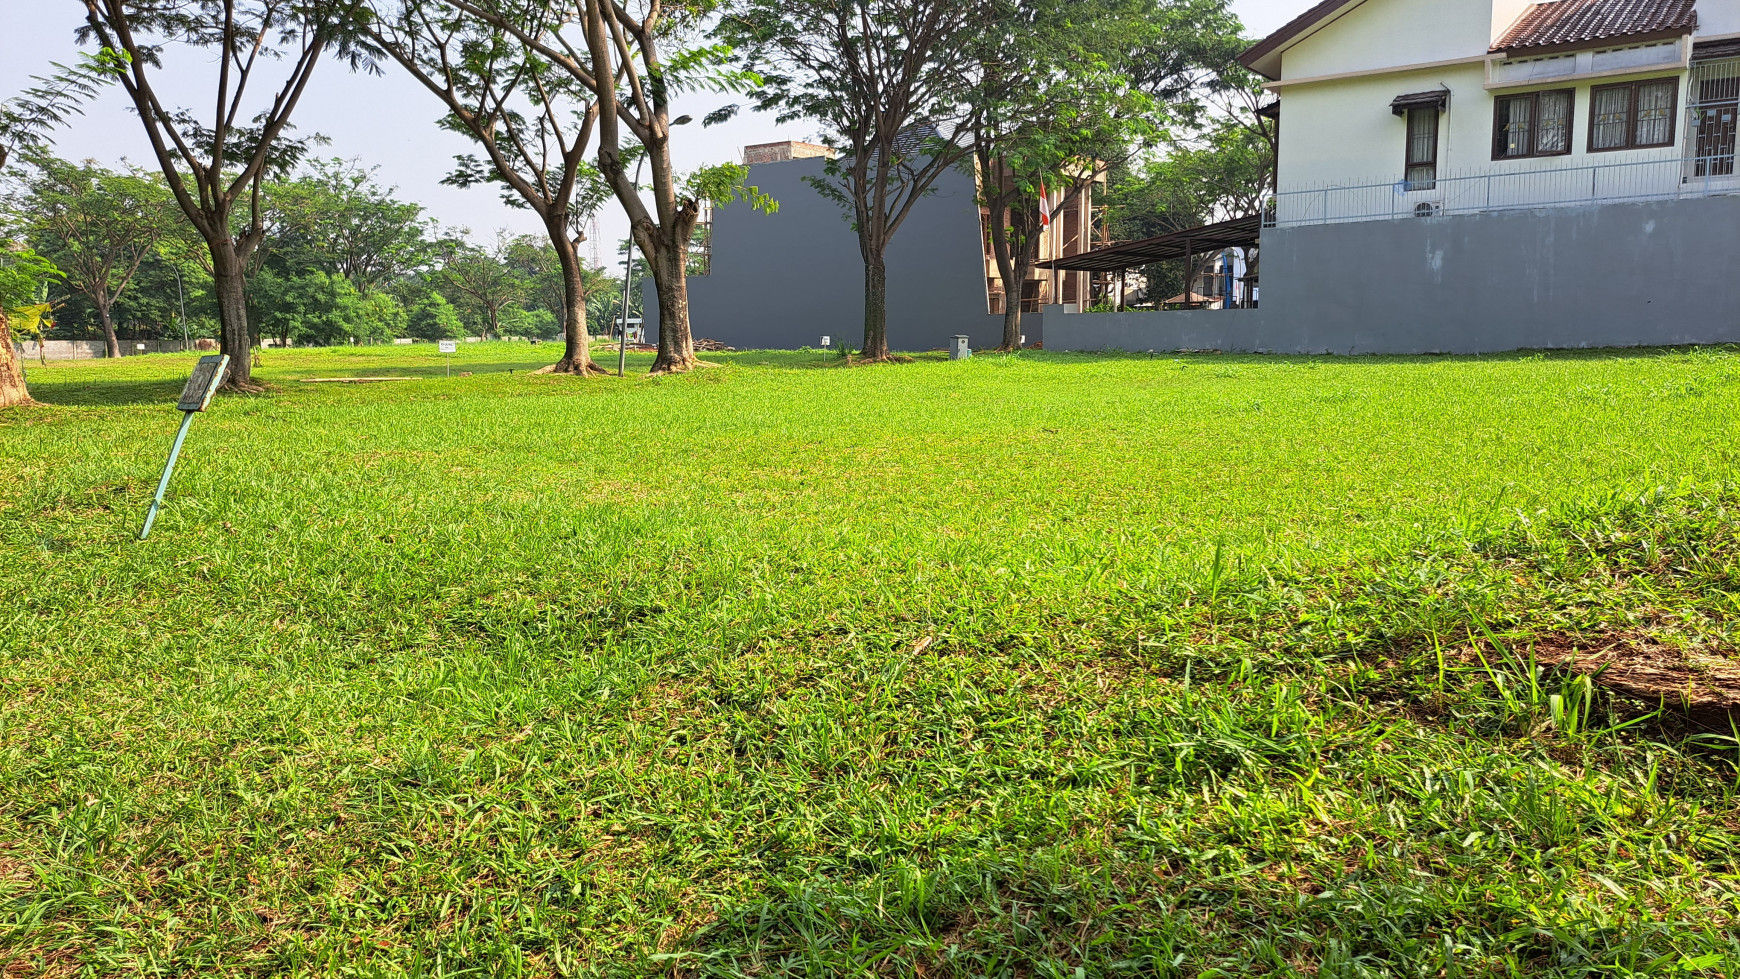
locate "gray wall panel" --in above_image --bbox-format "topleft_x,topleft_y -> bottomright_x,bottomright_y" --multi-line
1048,196 -> 1740,354
643,158 -> 1011,352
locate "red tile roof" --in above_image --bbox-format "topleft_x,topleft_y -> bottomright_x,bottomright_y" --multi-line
1492,0 -> 1698,54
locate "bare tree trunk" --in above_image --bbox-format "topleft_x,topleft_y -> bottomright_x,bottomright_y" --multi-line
987,197 -> 1023,353
862,259 -> 889,360
95,297 -> 121,359
543,225 -> 603,375
0,311 -> 38,407
1008,234 -> 1041,346
647,223 -> 697,374
209,243 -> 258,391
1002,247 -> 1032,351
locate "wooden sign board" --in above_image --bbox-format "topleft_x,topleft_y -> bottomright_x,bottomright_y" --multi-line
177,355 -> 229,412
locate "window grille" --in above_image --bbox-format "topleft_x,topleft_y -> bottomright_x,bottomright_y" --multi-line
1690,57 -> 1739,177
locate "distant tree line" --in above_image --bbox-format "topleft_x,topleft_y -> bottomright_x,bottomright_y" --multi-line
0,154 -> 630,353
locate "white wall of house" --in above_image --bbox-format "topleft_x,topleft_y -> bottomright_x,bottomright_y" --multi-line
1701,5 -> 1740,35
1267,0 -> 1738,214
1281,0 -> 1490,78
1276,67 -> 1693,190
1277,64 -> 1484,189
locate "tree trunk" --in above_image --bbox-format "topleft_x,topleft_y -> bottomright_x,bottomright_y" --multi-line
209,243 -> 258,391
0,311 -> 38,408
95,296 -> 121,359
986,197 -> 1023,353
542,228 -> 603,375
862,259 -> 889,361
990,210 -> 1042,354
1006,237 -> 1040,350
646,225 -> 697,375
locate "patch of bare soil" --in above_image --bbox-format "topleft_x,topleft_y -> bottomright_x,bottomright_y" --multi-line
1531,635 -> 1740,728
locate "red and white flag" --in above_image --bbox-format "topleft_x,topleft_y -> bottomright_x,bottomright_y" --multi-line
1038,183 -> 1051,228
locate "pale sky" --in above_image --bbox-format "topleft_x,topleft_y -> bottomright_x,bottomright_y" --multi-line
0,0 -> 1301,262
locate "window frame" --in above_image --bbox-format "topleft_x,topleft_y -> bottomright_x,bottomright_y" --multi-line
1491,88 -> 1576,160
1587,78 -> 1681,153
1402,105 -> 1441,190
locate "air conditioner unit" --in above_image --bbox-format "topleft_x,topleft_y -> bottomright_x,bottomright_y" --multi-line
1414,201 -> 1444,218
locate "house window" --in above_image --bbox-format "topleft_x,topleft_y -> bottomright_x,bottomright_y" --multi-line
1493,89 -> 1574,158
1589,79 -> 1679,151
1404,107 -> 1439,189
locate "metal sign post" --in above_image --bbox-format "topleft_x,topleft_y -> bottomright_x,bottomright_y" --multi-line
617,258 -> 634,378
139,354 -> 229,541
439,339 -> 457,377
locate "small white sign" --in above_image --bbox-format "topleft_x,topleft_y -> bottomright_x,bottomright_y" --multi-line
438,340 -> 458,354
820,336 -> 832,348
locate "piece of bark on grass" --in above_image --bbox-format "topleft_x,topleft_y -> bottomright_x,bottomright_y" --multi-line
1533,635 -> 1740,729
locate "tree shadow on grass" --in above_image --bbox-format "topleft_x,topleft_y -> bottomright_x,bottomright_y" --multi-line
26,377 -> 190,408
1022,344 -> 1738,366
26,359 -> 602,407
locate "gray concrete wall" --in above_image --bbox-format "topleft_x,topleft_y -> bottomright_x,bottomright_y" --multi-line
1048,195 -> 1740,354
13,339 -> 195,361
644,157 -> 1016,352
1043,309 -> 1270,353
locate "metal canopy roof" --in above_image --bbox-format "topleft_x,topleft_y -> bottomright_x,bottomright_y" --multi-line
1391,90 -> 1450,116
1035,214 -> 1262,273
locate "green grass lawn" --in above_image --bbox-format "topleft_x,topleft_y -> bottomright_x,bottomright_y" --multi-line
5,342 -> 1740,977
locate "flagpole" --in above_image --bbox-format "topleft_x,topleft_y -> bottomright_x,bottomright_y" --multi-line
1048,186 -> 1058,308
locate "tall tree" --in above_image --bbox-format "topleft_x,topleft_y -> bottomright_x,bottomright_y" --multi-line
268,158 -> 434,293
720,0 -> 981,361
1102,16 -> 1275,307
250,269 -> 374,346
396,0 -> 765,373
406,290 -> 464,339
970,0 -> 1234,348
1186,24 -> 1277,207
0,248 -> 63,407
76,0 -> 379,391
9,154 -> 179,357
357,0 -> 612,374
435,231 -> 527,339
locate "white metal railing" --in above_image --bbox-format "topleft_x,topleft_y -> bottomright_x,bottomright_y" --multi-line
1267,155 -> 1740,228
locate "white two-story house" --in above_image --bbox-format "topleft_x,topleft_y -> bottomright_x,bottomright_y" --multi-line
1224,0 -> 1740,353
